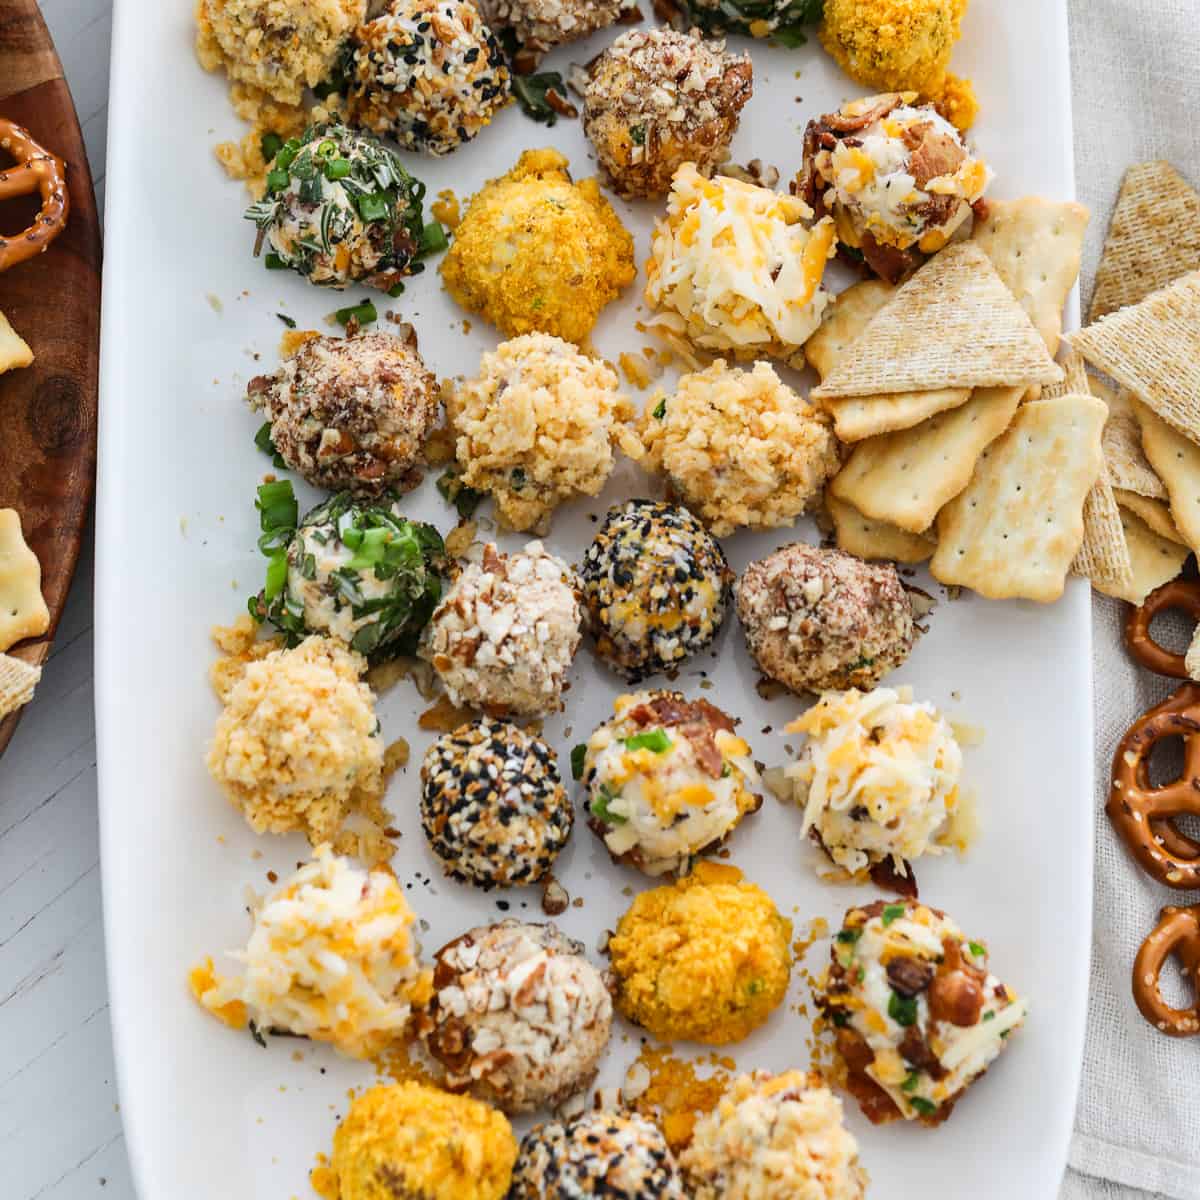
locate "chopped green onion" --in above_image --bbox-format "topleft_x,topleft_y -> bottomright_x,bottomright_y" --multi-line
334,299 -> 378,327
340,525 -> 365,551
630,124 -> 646,146
835,928 -> 862,945
388,282 -> 406,298
968,941 -> 987,958
982,1010 -> 996,1022
829,1009 -> 850,1028
881,904 -> 907,926
264,252 -> 288,270
266,167 -> 290,194
624,729 -> 672,754
909,1097 -> 938,1117
264,551 -> 288,600
887,991 -> 918,1027
324,157 -> 351,181
260,132 -> 284,163
570,744 -> 587,781
901,1072 -> 921,1094
356,191 -> 391,222
419,222 -> 449,256
590,787 -> 626,825
255,479 -> 298,552
276,312 -> 296,328
652,397 -> 666,419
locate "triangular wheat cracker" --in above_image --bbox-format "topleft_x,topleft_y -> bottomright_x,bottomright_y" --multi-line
1102,388 -> 1166,499
1042,349 -> 1090,401
1070,464 -> 1133,593
805,280 -> 894,380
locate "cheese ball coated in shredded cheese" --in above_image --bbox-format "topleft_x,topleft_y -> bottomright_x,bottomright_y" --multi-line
645,165 -> 837,362
634,361 -> 839,536
782,686 -> 964,880
818,899 -> 1028,1125
580,499 -> 733,682
189,844 -> 432,1059
246,330 -> 438,496
681,1070 -> 868,1200
195,0 -> 365,105
607,861 -> 792,1045
448,334 -> 635,534
735,543 -> 915,693
421,920 -> 613,1113
510,1111 -> 687,1199
206,636 -> 385,849
440,149 -> 636,343
345,0 -> 511,155
579,689 -> 762,877
420,718 -> 572,888
421,541 -> 582,715
583,29 -> 753,200
317,1082 -> 517,1200
480,0 -> 630,54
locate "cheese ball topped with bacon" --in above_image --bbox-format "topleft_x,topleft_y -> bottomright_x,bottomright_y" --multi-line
645,165 -> 837,363
576,689 -> 762,877
799,92 -> 991,283
817,900 -> 1028,1125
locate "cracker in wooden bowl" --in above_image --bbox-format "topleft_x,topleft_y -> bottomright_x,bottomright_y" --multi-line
0,509 -> 49,652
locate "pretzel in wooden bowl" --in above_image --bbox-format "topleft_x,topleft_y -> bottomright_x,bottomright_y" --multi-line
0,118 -> 69,273
1133,904 -> 1200,1037
1125,580 -> 1200,680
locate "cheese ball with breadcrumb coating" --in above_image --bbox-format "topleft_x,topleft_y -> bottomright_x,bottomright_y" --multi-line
607,861 -> 792,1045
440,148 -> 636,343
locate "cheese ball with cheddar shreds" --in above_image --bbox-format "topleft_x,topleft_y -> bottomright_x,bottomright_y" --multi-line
189,844 -> 432,1060
440,148 -> 636,343
681,1070 -> 868,1200
607,862 -> 792,1045
817,899 -> 1028,1125
634,360 -> 838,536
510,1111 -> 687,1199
315,1082 -> 517,1200
645,165 -> 837,363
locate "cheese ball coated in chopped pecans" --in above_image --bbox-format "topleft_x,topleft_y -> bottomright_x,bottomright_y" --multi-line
421,920 -> 613,1113
583,28 -> 753,200
580,500 -> 733,682
345,0 -> 510,155
419,719 -> 573,888
479,0 -> 630,55
735,542 -> 915,693
421,541 -> 582,715
510,1111 -> 687,1199
246,330 -> 438,496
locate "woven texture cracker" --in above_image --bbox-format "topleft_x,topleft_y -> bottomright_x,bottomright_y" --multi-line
1102,388 -> 1166,499
1133,397 -> 1200,549
1094,506 -> 1189,605
1072,270 -> 1200,442
826,496 -> 934,564
826,388 -> 971,442
1071,465 -> 1134,592
804,280 -> 893,380
1043,349 -> 1091,401
0,653 -> 40,719
1089,161 -> 1200,321
812,243 -> 1065,400
931,393 -> 1107,602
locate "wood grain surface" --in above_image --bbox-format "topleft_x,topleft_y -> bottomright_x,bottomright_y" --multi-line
0,0 -> 100,756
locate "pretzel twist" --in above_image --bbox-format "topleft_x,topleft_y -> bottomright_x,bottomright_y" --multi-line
1108,683 -> 1200,889
1125,580 -> 1200,679
1133,905 -> 1200,1037
0,119 -> 69,273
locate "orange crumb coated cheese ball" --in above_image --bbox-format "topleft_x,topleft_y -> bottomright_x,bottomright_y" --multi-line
607,861 -> 792,1044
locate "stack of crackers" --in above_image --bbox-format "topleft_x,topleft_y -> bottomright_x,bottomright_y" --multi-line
808,196 -> 1104,603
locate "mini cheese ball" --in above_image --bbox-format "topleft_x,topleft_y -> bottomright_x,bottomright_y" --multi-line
441,148 -> 636,343
583,28 -> 753,199
422,920 -> 613,1113
735,543 -> 915,693
607,862 -> 792,1045
421,541 -> 582,715
246,330 -> 438,496
635,361 -> 839,536
419,719 -> 573,888
316,1082 -> 517,1200
510,1111 -> 687,1199
447,334 -> 634,534
579,689 -> 761,877
818,899 -> 1028,1125
681,1070 -> 868,1200
581,500 -> 733,682
345,0 -> 511,155
480,0 -> 630,55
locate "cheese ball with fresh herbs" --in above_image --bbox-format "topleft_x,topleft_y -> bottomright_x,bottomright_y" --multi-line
315,1081 -> 517,1200
680,1070 -> 868,1200
246,123 -> 432,290
577,689 -> 761,877
440,148 -> 636,343
664,0 -> 820,44
447,334 -> 635,534
607,862 -> 792,1045
480,0 -> 630,56
421,541 -> 582,715
583,29 -> 753,200
510,1111 -> 687,1199
246,329 -> 438,496
345,0 -> 510,155
253,485 -> 443,659
420,718 -> 572,888
422,920 -> 613,1113
189,844 -> 432,1060
818,900 -> 1028,1125
580,500 -> 733,682
635,360 -> 838,536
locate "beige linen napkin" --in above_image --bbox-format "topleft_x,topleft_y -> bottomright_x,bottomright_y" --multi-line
1064,2 -> 1200,1197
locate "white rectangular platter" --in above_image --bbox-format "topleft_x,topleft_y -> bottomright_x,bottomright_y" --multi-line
96,0 -> 1090,1196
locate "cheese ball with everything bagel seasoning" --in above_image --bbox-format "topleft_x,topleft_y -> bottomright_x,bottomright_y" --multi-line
510,1111 -> 687,1199
581,500 -> 733,682
420,719 -> 572,888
